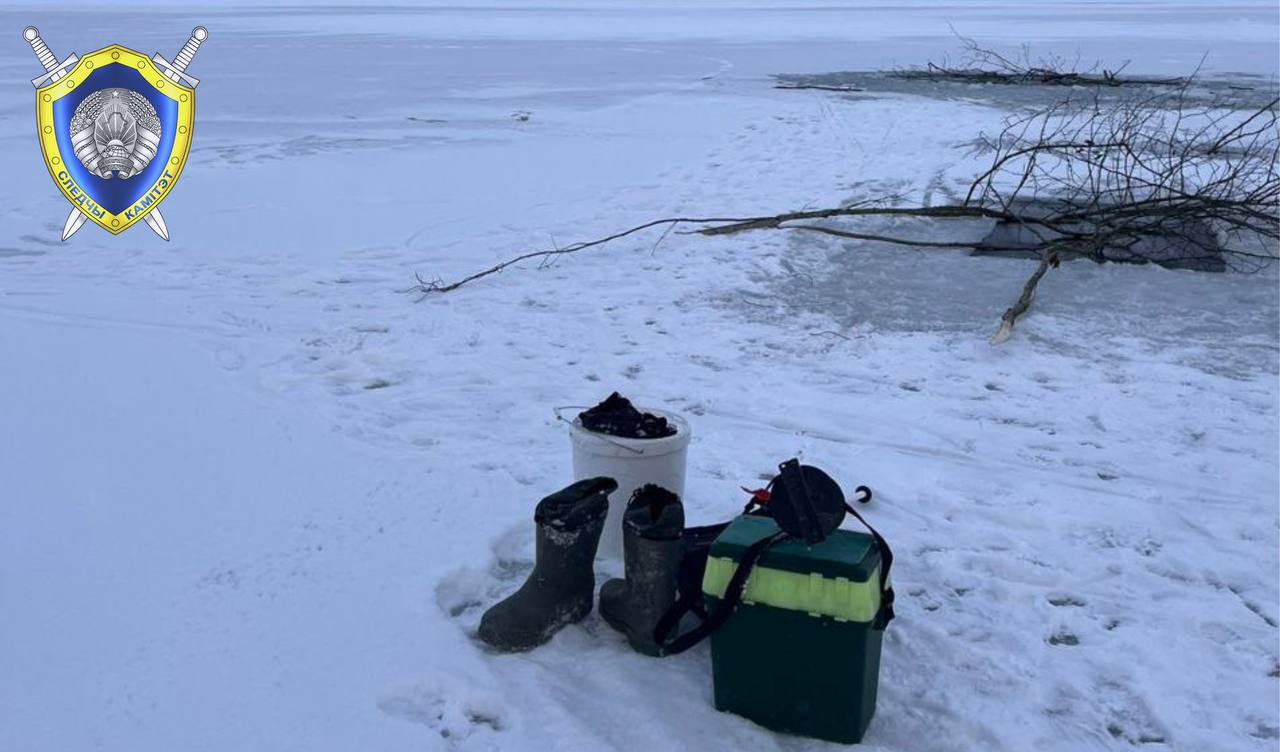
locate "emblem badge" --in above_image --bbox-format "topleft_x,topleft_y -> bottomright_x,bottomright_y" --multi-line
23,26 -> 207,241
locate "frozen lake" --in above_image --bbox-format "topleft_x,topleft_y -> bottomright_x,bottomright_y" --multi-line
0,3 -> 1276,752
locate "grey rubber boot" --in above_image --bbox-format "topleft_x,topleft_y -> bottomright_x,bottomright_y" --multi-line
477,477 -> 617,652
599,485 -> 685,656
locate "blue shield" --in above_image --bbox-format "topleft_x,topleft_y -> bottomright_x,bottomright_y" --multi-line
36,44 -> 195,235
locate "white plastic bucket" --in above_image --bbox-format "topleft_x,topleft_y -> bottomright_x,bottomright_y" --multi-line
562,407 -> 691,562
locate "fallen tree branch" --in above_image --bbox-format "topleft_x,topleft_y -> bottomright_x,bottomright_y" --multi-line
774,83 -> 864,93
990,251 -> 1057,344
893,31 -> 1189,88
402,204 -> 1068,300
403,216 -> 737,296
407,80 -> 1278,344
790,223 -> 1036,251
696,203 -> 1060,236
894,62 -> 1187,88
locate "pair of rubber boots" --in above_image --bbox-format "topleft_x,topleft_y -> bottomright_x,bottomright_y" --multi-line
477,477 -> 684,656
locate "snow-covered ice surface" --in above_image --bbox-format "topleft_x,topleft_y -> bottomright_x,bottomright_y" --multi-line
1,3 -> 1277,751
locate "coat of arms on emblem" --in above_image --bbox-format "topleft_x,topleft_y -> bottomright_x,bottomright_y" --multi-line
22,26 -> 207,241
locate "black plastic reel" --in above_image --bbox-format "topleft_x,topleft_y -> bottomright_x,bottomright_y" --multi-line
769,460 -> 847,544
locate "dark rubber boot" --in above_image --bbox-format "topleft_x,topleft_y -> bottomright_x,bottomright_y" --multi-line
599,485 -> 685,656
477,477 -> 617,652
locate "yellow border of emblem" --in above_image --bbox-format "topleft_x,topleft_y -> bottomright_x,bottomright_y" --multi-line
35,44 -> 194,235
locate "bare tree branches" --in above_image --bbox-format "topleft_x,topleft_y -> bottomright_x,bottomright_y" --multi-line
894,31 -> 1188,88
966,90 -> 1280,274
407,76 -> 1278,343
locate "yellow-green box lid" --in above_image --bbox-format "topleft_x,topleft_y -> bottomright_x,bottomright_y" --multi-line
708,514 -> 880,582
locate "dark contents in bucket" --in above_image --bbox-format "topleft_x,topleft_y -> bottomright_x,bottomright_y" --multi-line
578,392 -> 677,439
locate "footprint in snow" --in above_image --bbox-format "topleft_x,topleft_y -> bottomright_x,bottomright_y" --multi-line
435,526 -> 535,625
1048,594 -> 1087,608
378,679 -> 507,748
1093,678 -> 1169,746
1252,722 -> 1280,740
1048,632 -> 1080,646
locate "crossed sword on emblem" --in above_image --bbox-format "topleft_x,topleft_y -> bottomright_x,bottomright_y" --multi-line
22,26 -> 207,241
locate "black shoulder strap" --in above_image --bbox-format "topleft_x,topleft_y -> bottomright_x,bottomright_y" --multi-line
843,490 -> 895,630
654,484 -> 895,654
653,529 -> 787,656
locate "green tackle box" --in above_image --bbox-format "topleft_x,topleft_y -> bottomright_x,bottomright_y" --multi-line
702,514 -> 887,744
